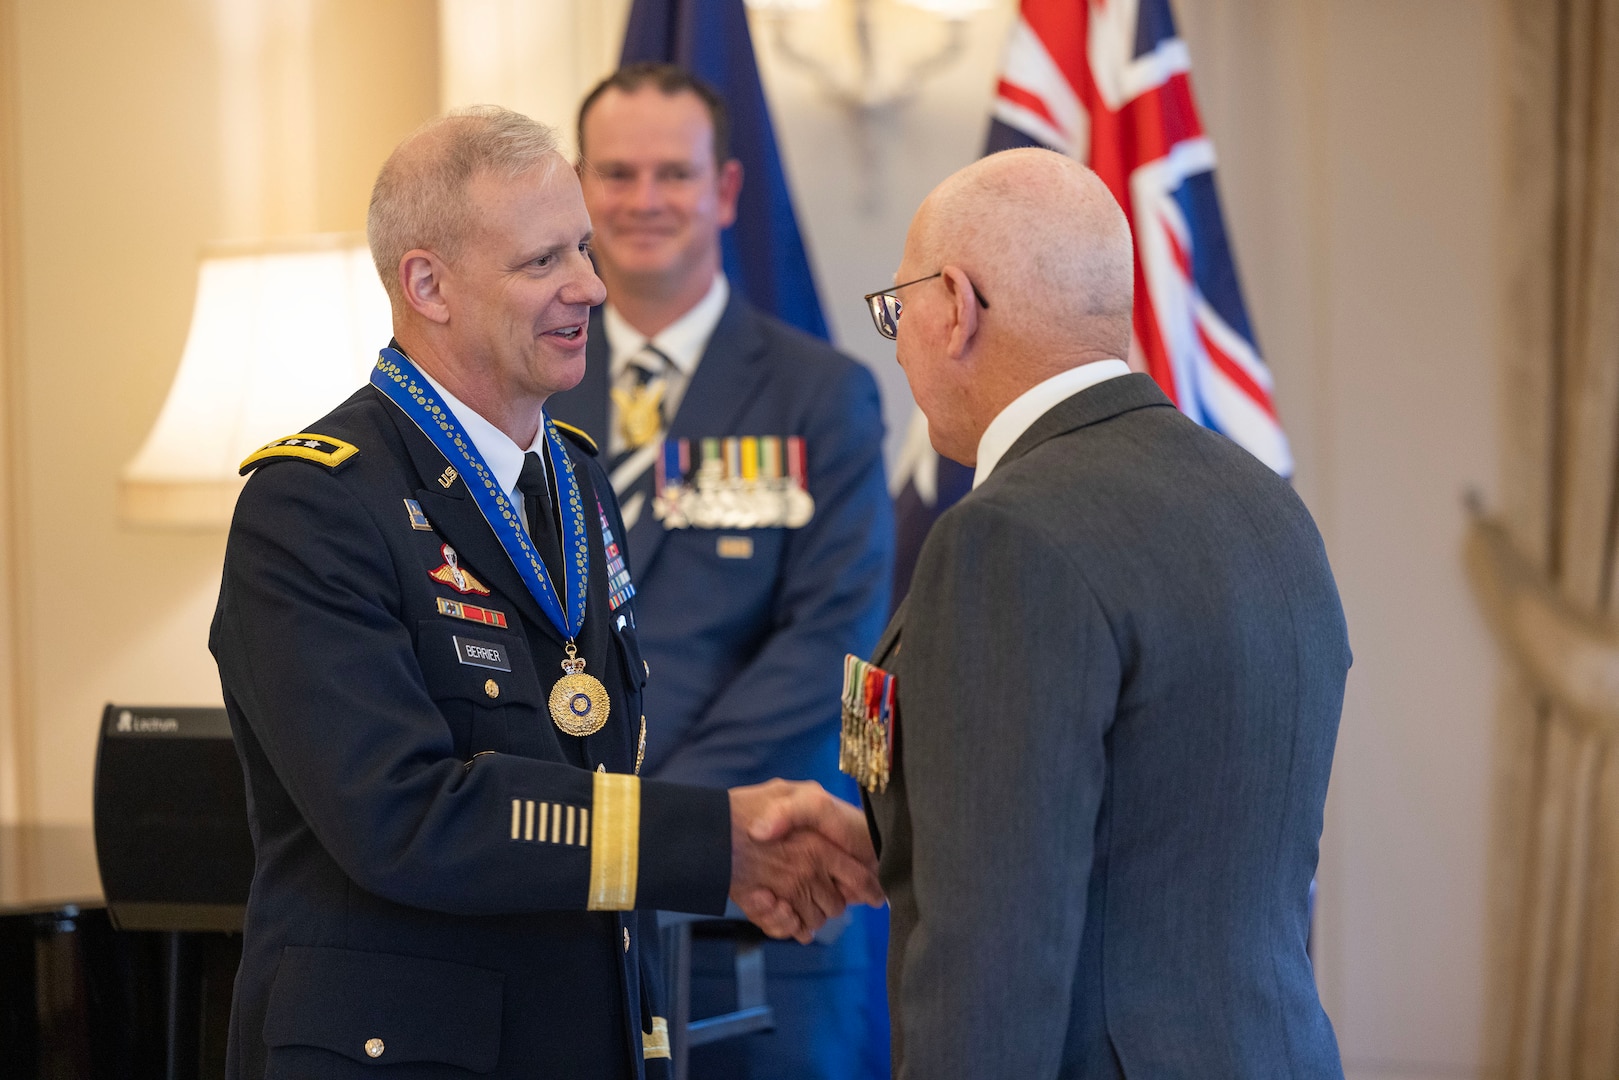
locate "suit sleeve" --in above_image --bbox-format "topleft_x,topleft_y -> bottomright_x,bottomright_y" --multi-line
894,498 -> 1118,1080
654,359 -> 895,788
212,460 -> 730,918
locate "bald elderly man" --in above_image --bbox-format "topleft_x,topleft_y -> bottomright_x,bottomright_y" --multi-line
849,149 -> 1350,1078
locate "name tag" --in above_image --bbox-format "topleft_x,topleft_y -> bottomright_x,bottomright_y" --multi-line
453,635 -> 511,671
716,536 -> 754,559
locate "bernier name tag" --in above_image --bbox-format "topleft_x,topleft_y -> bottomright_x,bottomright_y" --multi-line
453,636 -> 511,672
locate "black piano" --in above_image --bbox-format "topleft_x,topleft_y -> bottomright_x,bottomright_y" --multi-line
1,704 -> 248,1080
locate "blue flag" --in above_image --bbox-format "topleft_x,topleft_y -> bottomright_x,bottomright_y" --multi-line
620,0 -> 828,338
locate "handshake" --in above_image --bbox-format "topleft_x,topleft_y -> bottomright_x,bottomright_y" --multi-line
727,779 -> 884,944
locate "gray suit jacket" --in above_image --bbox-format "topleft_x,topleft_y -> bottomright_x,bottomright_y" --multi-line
866,373 -> 1349,1079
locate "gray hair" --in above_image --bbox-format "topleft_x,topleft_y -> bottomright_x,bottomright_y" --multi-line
367,105 -> 561,305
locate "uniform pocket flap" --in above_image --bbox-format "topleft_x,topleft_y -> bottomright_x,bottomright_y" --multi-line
263,945 -> 504,1072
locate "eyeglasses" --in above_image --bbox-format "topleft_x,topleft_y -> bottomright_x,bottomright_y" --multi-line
862,272 -> 990,340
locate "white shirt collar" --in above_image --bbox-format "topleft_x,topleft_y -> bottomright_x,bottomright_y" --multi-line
972,359 -> 1131,488
603,272 -> 730,380
418,368 -> 546,505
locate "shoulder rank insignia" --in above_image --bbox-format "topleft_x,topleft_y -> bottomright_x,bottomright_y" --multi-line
552,420 -> 599,456
429,543 -> 491,596
239,433 -> 359,475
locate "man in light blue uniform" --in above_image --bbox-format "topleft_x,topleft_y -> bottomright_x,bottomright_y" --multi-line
551,64 -> 894,1080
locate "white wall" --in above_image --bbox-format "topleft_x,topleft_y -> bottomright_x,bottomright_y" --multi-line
1308,1 -> 1503,1070
3,0 -> 438,825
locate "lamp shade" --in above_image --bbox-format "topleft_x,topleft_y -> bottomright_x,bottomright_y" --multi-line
121,237 -> 392,527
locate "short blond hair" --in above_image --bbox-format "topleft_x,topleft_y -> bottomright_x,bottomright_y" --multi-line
367,105 -> 560,305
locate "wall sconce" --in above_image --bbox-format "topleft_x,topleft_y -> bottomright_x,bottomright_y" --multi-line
121,236 -> 390,528
745,0 -> 995,110
745,0 -> 995,208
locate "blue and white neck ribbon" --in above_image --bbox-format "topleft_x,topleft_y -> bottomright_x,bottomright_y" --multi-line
372,348 -> 589,639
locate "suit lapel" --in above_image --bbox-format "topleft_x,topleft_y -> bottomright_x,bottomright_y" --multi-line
378,387 -> 566,647
625,297 -> 771,578
872,596 -> 907,667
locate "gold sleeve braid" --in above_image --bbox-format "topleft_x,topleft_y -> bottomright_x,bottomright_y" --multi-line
586,772 -> 640,910
643,1017 -> 670,1059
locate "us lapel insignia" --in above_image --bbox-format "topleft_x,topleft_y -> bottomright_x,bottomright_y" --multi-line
403,499 -> 433,531
438,465 -> 459,489
436,597 -> 508,629
429,543 -> 491,596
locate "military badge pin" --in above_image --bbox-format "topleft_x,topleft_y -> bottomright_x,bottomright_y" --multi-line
403,498 -> 433,531
839,654 -> 896,794
429,543 -> 491,596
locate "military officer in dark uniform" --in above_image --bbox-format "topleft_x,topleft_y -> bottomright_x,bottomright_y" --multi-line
210,105 -> 880,1080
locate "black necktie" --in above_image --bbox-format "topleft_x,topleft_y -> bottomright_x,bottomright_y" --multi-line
517,451 -> 564,588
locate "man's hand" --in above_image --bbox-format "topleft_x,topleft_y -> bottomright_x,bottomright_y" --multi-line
728,779 -> 884,944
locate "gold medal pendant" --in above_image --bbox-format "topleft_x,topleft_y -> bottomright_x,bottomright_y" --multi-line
550,642 -> 610,736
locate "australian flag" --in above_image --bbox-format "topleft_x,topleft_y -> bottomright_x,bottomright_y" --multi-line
620,0 -> 829,339
891,0 -> 1289,603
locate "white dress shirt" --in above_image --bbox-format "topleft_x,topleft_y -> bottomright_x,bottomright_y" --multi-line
419,369 -> 548,538
601,273 -> 730,456
972,359 -> 1131,488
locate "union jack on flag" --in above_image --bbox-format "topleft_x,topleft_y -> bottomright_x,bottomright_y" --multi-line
988,0 -> 1291,474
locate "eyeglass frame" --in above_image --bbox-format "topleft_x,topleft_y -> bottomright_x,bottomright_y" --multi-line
862,272 -> 990,341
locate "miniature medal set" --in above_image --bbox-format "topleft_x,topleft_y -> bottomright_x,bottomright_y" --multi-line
839,653 -> 896,794
653,436 -> 815,530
